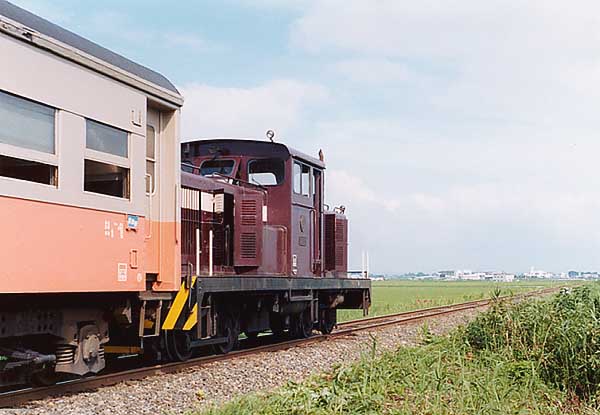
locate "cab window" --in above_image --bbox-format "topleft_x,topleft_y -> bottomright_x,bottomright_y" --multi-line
200,159 -> 235,176
248,158 -> 285,186
293,161 -> 310,196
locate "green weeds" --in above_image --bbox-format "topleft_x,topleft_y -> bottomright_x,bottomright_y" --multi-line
337,279 -> 568,322
466,284 -> 600,401
200,284 -> 599,415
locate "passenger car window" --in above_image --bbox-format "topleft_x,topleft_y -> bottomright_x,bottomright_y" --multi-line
0,154 -> 57,185
86,120 -> 128,157
0,90 -> 55,154
0,90 -> 57,186
85,119 -> 130,198
84,160 -> 130,199
248,158 -> 285,186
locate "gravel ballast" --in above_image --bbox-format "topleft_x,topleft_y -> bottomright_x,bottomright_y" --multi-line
6,308 -> 484,415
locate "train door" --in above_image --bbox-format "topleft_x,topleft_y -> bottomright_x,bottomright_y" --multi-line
292,160 -> 314,276
144,105 -> 181,292
145,108 -> 161,280
313,168 -> 323,276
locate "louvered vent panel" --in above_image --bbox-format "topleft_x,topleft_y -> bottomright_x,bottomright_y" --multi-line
324,213 -> 348,274
181,187 -> 201,275
241,199 -> 257,226
240,233 -> 257,259
234,194 -> 262,267
335,219 -> 345,242
335,245 -> 345,267
324,215 -> 335,271
213,227 -> 225,264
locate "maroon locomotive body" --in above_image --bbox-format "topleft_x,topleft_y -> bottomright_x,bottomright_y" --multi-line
181,139 -> 344,279
156,139 -> 370,358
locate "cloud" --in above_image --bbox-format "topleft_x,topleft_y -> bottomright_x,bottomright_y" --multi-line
313,114 -> 600,273
333,59 -> 413,85
291,1 -> 600,58
180,80 -> 329,140
291,0 -> 600,124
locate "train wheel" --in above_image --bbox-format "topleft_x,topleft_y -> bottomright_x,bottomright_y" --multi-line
319,309 -> 337,335
166,331 -> 193,362
30,367 -> 59,386
215,313 -> 239,354
244,331 -> 259,341
269,314 -> 285,337
292,309 -> 313,339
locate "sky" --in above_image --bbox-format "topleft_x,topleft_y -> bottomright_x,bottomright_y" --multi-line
10,0 -> 600,274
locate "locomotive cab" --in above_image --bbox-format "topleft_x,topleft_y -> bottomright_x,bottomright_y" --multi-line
181,139 -> 334,279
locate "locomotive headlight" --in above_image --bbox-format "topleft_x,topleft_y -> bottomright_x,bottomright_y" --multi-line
266,130 -> 275,142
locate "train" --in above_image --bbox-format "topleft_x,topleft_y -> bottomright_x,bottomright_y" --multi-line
0,0 -> 370,387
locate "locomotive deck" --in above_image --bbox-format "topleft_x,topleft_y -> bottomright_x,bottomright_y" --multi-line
194,276 -> 371,292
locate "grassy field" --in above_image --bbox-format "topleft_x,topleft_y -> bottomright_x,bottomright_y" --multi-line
201,283 -> 600,415
338,279 -> 573,322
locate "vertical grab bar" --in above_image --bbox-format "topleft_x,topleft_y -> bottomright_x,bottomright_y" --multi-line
196,228 -> 201,277
209,229 -> 214,277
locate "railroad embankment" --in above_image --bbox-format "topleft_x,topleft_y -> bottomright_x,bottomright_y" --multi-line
201,283 -> 600,414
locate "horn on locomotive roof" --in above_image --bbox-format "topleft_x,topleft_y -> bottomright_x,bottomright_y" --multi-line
266,129 -> 275,142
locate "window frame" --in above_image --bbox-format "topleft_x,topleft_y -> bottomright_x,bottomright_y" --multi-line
84,118 -> 131,200
199,158 -> 236,177
85,119 -> 129,158
247,158 -> 286,187
83,159 -> 131,200
0,90 -> 58,187
293,161 -> 311,197
146,125 -> 157,195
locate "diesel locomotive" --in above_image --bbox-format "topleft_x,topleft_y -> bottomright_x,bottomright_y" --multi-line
0,0 -> 370,387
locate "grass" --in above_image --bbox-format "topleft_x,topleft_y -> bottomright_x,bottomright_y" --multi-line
199,282 -> 599,415
338,279 -> 570,322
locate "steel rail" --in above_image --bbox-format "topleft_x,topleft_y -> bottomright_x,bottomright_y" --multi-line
0,286 -> 561,409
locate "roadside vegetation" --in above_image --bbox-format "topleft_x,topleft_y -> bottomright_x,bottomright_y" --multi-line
200,283 -> 600,414
338,279 -> 571,322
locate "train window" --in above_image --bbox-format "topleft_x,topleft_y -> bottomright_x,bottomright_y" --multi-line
301,164 -> 310,196
293,162 -> 301,193
146,126 -> 156,194
200,159 -> 235,176
293,161 -> 310,196
0,154 -> 57,185
84,160 -> 130,199
86,120 -> 128,157
0,90 -> 55,154
248,158 -> 285,186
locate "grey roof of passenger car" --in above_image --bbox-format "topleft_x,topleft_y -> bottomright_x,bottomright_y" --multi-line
0,0 -> 179,94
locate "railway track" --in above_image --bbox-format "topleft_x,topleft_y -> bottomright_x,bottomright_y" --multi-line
0,286 -> 561,409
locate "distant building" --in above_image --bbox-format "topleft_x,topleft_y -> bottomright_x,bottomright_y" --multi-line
438,270 -> 457,279
524,267 -> 554,279
489,272 -> 515,282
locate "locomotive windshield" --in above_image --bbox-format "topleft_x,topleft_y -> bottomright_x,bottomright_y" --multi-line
248,158 -> 285,186
200,159 -> 235,176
